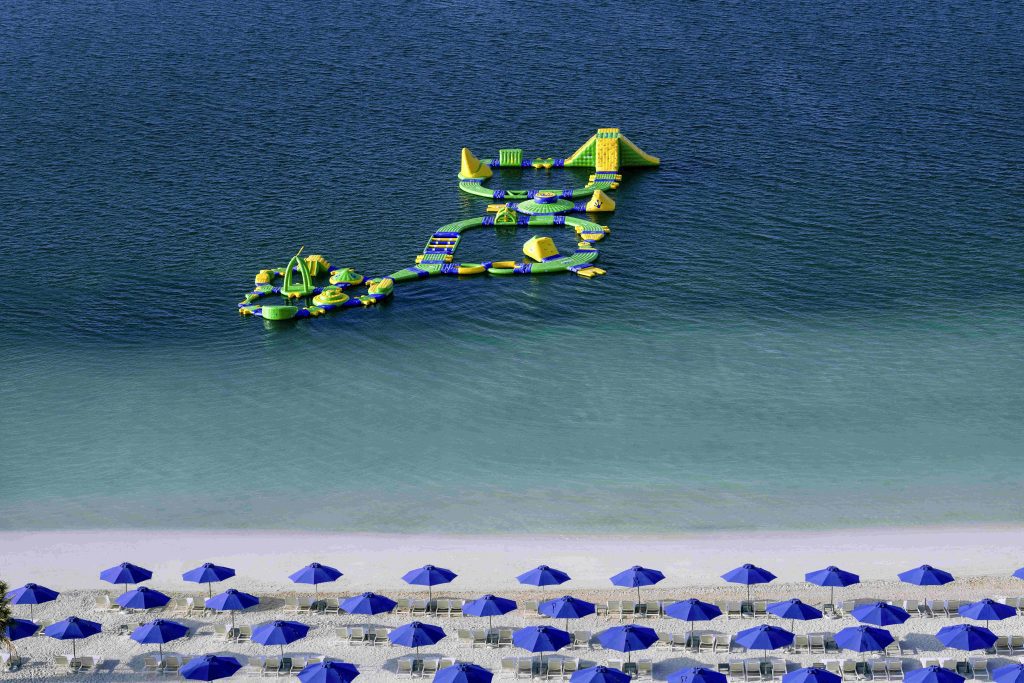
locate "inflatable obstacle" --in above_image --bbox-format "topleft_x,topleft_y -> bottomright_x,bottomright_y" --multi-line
238,128 -> 657,321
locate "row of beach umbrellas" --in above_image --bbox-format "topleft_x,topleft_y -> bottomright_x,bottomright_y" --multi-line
8,612 -> 1024,682
14,561 -> 1024,606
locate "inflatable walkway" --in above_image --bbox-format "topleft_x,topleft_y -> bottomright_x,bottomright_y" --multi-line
238,128 -> 658,321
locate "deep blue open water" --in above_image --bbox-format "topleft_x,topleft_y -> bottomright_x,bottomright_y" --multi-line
1,1 -> 1022,533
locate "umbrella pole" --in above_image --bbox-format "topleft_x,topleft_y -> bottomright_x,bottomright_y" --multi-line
830,587 -> 834,606
30,604 -> 34,621
208,583 -> 213,599
72,641 -> 76,660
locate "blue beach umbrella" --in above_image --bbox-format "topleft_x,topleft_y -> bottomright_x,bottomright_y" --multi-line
958,599 -> 1017,628
805,566 -> 860,605
905,666 -> 966,683
598,625 -> 658,663
899,565 -> 954,590
435,663 -> 493,683
1013,568 -> 1024,581
463,594 -> 518,630
402,565 -> 457,603
834,625 -> 894,657
517,565 -> 571,589
993,664 -> 1024,683
252,620 -> 309,657
514,625 -> 571,670
767,599 -> 823,632
573,665 -> 633,683
668,667 -> 728,683
665,598 -> 722,642
131,619 -> 189,659
936,624 -> 997,651
722,564 -> 776,602
180,654 -> 241,681
4,618 -> 39,642
849,602 -> 909,627
116,586 -> 170,611
182,563 -> 235,598
735,625 -> 795,660
100,562 -> 152,594
783,668 -> 842,683
298,661 -> 360,683
205,588 -> 259,630
388,621 -> 446,656
289,563 -> 343,598
44,617 -> 102,659
341,592 -> 398,622
5,583 -> 60,620
540,595 -> 595,634
610,566 -> 665,604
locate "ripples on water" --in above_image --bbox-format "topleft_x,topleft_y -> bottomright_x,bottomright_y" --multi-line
1,1 -> 1022,533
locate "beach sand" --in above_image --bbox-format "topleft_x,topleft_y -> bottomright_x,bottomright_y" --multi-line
2,525 -> 1023,681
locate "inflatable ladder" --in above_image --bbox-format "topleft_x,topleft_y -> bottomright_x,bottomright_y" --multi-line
594,128 -> 620,173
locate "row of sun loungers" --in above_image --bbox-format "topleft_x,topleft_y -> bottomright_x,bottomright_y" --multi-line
336,626 -> 392,645
396,656 -> 459,678
53,655 -> 104,674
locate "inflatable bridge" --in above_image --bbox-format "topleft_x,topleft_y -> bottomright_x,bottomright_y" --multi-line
238,128 -> 658,321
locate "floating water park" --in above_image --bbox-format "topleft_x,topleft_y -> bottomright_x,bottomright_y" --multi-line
238,128 -> 659,321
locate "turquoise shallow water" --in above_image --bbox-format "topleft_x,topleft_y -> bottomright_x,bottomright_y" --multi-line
1,1 -> 1022,533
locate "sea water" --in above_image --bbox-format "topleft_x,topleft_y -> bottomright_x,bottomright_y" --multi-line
1,1 -> 1022,533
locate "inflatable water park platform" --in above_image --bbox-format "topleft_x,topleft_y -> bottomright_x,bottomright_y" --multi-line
238,128 -> 658,321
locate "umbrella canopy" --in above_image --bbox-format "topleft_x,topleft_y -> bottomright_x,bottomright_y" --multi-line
665,599 -> 722,641
904,666 -> 966,683
668,668 -> 728,683
205,589 -> 259,630
252,620 -> 309,657
735,625 -> 795,654
516,565 -> 571,587
180,655 -> 242,681
402,565 -> 456,602
387,621 -> 446,654
182,563 -> 235,598
722,564 -> 776,602
4,583 -> 60,620
5,583 -> 59,605
116,586 -> 170,611
767,599 -> 822,621
1014,568 -> 1024,581
834,625 -> 894,653
783,668 -> 842,683
44,617 -> 102,658
958,599 -> 1017,625
573,665 -> 633,683
898,565 -> 954,586
513,625 -> 571,653
767,599 -> 822,631
609,566 -> 665,603
435,663 -> 494,683
131,619 -> 189,658
463,595 -> 517,630
298,661 -> 360,683
993,664 -> 1024,683
666,599 -> 722,623
289,563 -> 343,596
131,619 -> 189,645
341,592 -> 398,616
936,624 -> 997,651
850,602 -> 910,626
597,625 -> 658,661
4,618 -> 39,642
99,562 -> 152,593
804,566 -> 860,605
539,595 -> 595,632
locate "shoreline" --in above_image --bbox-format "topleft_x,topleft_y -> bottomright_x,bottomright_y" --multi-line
3,524 -> 1021,591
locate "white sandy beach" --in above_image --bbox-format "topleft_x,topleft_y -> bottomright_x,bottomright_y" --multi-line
2,525 -> 1023,681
